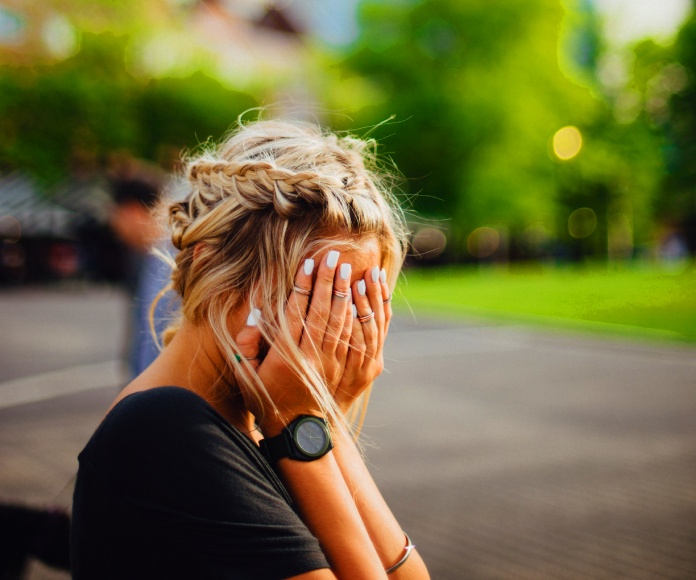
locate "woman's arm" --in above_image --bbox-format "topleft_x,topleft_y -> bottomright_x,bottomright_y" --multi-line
330,428 -> 429,578
330,264 -> 429,578
275,451 -> 386,579
237,251 -> 428,579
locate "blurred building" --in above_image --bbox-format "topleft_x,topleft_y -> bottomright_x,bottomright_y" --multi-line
0,1 -> 314,93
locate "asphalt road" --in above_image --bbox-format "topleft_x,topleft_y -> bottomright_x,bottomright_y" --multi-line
1,285 -> 695,579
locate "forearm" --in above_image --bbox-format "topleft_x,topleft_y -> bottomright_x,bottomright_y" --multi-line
331,426 -> 430,579
276,451 -> 388,579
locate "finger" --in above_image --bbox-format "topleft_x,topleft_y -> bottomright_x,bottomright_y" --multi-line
302,249 -> 339,355
352,274 -> 378,362
379,268 -> 393,335
323,261 -> 352,355
285,258 -> 315,345
347,303 -> 366,370
335,294 -> 353,365
365,265 -> 385,346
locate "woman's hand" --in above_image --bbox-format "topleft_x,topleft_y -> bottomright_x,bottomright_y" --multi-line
334,266 -> 392,413
234,250 -> 353,435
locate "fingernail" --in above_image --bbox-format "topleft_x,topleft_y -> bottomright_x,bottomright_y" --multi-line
340,263 -> 351,280
247,308 -> 261,326
304,258 -> 314,276
357,280 -> 366,296
327,250 -> 339,268
352,304 -> 358,318
371,266 -> 379,283
380,268 -> 387,284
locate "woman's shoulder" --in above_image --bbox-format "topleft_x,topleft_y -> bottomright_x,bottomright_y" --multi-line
98,387 -> 214,440
77,386 -> 293,518
79,387 -> 242,477
109,385 -> 209,420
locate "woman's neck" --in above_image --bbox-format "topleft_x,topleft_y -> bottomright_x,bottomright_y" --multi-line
118,320 -> 257,438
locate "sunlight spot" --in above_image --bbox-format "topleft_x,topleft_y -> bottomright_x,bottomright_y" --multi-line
553,126 -> 583,160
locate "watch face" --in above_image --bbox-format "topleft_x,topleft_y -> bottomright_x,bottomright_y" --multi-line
294,417 -> 330,457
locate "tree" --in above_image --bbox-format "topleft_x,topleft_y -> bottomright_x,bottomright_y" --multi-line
0,33 -> 256,188
321,0 -> 598,257
321,0 -> 664,261
661,4 -> 696,254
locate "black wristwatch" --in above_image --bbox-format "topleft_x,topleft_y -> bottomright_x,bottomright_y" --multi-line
260,415 -> 333,463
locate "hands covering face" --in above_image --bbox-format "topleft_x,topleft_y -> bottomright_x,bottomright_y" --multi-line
234,249 -> 391,433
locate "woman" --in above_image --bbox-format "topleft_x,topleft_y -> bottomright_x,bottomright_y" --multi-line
71,120 -> 430,579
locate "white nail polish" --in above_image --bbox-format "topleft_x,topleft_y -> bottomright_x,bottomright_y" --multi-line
327,250 -> 339,268
352,304 -> 358,318
357,280 -> 366,296
247,308 -> 261,326
304,258 -> 314,276
340,263 -> 351,280
380,268 -> 387,284
371,266 -> 379,283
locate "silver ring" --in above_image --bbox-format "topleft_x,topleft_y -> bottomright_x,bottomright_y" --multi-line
293,285 -> 312,296
234,354 -> 257,362
333,289 -> 350,299
357,311 -> 375,323
383,295 -> 391,304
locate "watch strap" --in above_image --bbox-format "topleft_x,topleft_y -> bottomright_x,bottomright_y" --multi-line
259,430 -> 293,464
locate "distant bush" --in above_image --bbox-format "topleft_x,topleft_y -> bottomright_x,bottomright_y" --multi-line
0,33 -> 256,188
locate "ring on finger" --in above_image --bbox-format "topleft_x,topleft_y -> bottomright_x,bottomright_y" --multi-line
293,285 -> 312,296
383,294 -> 391,304
234,353 -> 257,362
332,289 -> 350,299
357,310 -> 375,323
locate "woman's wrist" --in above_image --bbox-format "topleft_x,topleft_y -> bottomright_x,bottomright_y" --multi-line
258,408 -> 326,438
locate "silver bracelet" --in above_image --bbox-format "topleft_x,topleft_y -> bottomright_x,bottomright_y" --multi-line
385,532 -> 415,575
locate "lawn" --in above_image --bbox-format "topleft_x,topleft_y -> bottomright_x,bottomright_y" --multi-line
392,262 -> 696,343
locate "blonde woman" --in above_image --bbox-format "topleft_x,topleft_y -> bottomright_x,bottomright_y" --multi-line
71,120 -> 430,579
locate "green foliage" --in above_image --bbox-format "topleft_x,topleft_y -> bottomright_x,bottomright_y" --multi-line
621,10 -> 696,252
663,10 -> 696,239
0,34 -> 137,184
322,0 -> 666,260
0,33 -> 256,187
328,1 -> 600,243
1,0 -> 690,262
135,74 -> 256,162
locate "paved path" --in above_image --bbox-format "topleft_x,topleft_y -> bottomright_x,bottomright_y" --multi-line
1,286 -> 695,579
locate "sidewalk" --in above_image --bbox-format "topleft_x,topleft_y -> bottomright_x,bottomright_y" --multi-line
1,287 -> 695,579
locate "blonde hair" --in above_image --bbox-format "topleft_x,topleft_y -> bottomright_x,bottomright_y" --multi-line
161,119 -> 408,429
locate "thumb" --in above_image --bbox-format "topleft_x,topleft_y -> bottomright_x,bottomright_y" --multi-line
235,308 -> 263,371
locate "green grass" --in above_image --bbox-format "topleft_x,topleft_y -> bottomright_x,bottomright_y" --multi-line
393,262 -> 696,343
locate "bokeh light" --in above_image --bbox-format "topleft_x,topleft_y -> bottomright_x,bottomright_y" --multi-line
467,227 -> 500,258
411,227 -> 447,260
553,126 -> 583,160
42,14 -> 79,59
568,208 -> 597,238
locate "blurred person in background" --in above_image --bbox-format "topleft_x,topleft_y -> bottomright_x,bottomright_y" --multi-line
109,176 -> 178,378
71,119 -> 429,579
